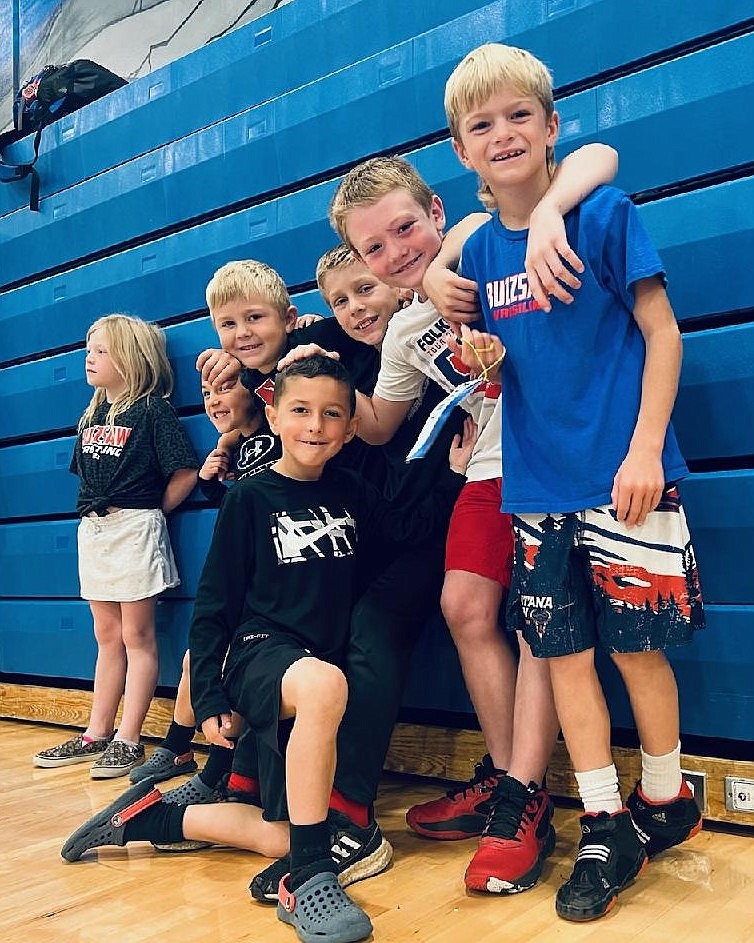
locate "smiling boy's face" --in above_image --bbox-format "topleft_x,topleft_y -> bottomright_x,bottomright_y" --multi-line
452,86 -> 558,201
320,260 -> 400,348
266,375 -> 357,480
201,377 -> 256,435
212,295 -> 297,374
344,188 -> 445,293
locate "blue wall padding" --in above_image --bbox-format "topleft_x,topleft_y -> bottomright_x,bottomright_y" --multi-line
2,0 -> 750,219
0,599 -> 192,685
674,323 -> 754,461
680,473 -> 754,606
641,177 -> 754,324
0,0 -> 489,219
2,157 -> 751,373
1,29 -> 752,289
2,471 -> 751,612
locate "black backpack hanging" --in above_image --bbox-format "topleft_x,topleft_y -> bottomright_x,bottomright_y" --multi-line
0,60 -> 128,211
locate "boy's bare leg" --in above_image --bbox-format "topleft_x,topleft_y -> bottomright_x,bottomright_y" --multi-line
507,635 -> 560,787
610,650 -> 679,755
117,597 -> 159,743
183,802 -> 288,859
547,649 -> 612,772
86,600 -> 126,738
280,657 -> 348,824
441,570 -> 516,770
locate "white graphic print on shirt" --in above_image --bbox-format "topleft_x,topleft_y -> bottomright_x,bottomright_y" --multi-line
271,507 -> 356,564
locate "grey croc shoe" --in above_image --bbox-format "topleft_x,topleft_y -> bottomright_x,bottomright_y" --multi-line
61,779 -> 160,862
277,871 -> 373,943
129,746 -> 198,784
161,773 -> 222,805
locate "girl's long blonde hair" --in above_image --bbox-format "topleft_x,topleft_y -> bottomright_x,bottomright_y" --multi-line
79,314 -> 174,430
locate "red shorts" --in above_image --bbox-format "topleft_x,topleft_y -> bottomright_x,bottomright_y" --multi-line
445,478 -> 514,587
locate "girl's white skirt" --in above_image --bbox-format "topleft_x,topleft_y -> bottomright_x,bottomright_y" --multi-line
78,507 -> 180,602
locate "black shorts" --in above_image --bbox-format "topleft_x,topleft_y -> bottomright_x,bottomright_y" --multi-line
223,628 -> 310,759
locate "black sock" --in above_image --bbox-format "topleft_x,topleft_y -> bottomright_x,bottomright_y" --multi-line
122,801 -> 186,843
289,821 -> 332,891
161,721 -> 195,756
198,740 -> 236,788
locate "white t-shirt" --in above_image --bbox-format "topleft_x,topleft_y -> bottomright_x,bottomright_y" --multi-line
374,295 -> 502,483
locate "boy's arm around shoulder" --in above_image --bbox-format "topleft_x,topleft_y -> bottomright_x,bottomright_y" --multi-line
612,276 -> 682,528
189,484 -> 254,725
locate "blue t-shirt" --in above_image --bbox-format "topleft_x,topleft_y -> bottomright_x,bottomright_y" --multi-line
461,185 -> 688,514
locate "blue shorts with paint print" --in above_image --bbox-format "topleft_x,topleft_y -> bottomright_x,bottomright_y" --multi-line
506,486 -> 704,658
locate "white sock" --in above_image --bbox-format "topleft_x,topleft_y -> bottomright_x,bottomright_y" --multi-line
641,741 -> 682,802
575,764 -> 622,814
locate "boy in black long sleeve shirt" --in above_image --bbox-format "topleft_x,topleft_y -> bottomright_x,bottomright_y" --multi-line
62,355 -> 474,943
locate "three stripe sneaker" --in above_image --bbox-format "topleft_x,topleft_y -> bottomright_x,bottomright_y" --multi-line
249,808 -> 393,903
555,808 -> 647,921
626,779 -> 702,858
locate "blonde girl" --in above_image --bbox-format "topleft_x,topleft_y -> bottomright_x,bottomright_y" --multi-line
34,315 -> 199,778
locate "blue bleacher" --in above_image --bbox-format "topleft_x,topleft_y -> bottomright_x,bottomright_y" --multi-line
0,0 -> 751,749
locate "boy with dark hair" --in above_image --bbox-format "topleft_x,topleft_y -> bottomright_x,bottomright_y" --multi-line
62,355 -> 475,943
444,42 -> 703,921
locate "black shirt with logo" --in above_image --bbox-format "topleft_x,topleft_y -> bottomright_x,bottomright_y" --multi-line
71,396 -> 199,517
189,463 -> 464,725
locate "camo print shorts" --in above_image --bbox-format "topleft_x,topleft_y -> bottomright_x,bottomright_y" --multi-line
506,486 -> 705,657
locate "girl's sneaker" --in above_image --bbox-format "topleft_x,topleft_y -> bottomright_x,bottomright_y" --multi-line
33,733 -> 113,768
90,739 -> 145,778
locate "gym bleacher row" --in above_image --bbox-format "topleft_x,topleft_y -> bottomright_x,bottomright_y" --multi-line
0,0 -> 752,744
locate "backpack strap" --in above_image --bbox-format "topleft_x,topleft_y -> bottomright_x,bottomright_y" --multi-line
0,128 -> 43,211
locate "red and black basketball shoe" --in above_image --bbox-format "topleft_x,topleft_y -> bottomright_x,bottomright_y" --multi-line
626,778 -> 702,858
464,774 -> 555,894
555,808 -> 647,921
405,754 -> 506,840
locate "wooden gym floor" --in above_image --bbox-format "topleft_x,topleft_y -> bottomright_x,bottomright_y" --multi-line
2,719 -> 753,943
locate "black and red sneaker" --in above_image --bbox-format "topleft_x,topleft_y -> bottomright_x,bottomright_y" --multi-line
555,808 -> 647,922
464,775 -> 555,894
406,754 -> 505,840
626,779 -> 702,858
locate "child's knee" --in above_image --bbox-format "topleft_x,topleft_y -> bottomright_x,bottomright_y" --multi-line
441,581 -> 499,641
548,647 -> 595,681
610,648 -> 670,679
287,659 -> 348,719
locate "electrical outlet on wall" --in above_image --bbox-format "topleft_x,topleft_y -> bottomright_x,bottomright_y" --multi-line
725,777 -> 754,813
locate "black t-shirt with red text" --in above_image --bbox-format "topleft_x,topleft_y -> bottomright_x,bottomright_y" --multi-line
71,396 -> 199,517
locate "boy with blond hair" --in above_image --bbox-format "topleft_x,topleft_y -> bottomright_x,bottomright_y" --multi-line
302,143 -> 617,898
444,43 -> 703,921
